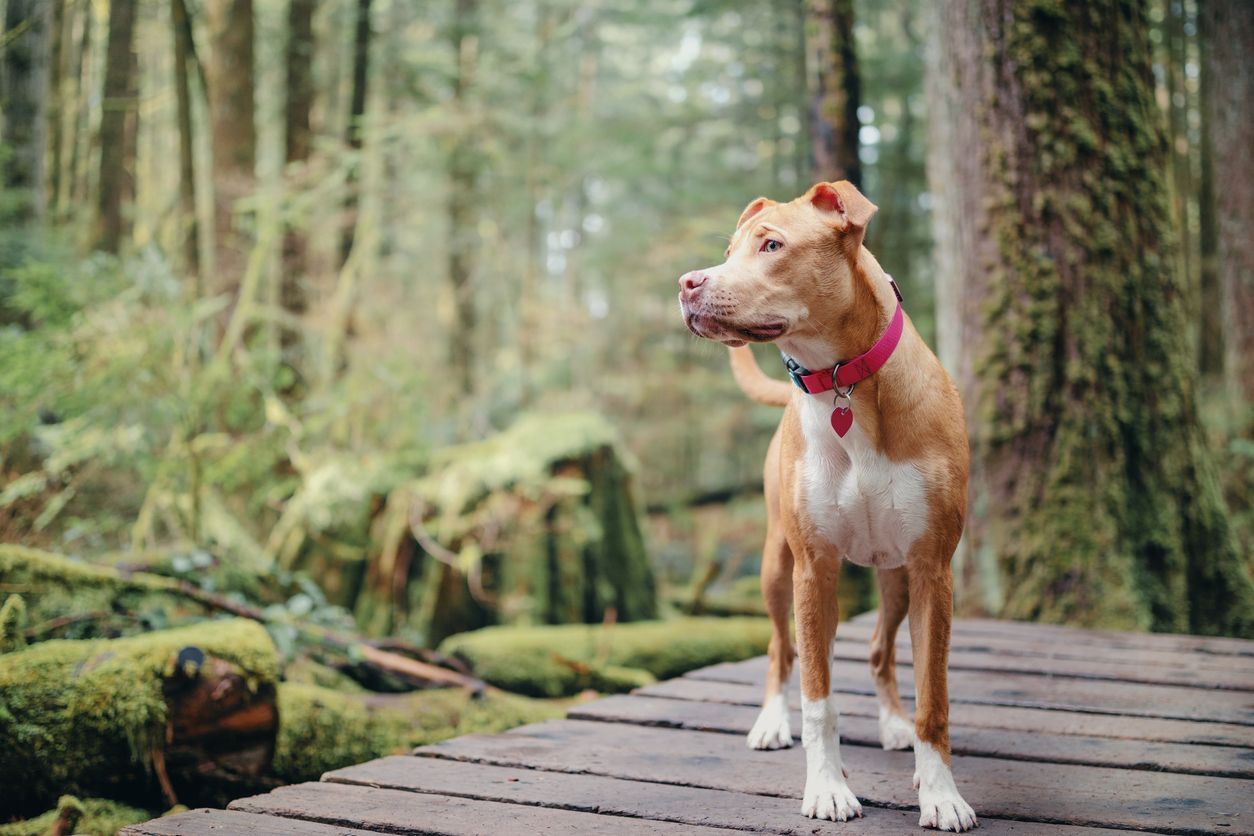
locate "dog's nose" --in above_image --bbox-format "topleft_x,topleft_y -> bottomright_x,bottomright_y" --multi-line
679,271 -> 708,294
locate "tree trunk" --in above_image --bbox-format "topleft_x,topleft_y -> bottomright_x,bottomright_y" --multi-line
172,0 -> 201,280
1,0 -> 50,223
446,0 -> 479,397
44,0 -> 64,218
805,0 -> 860,186
1195,1 -> 1222,380
206,0 -> 257,296
282,0 -> 315,319
930,0 -> 1254,636
93,0 -> 137,252
338,0 -> 372,268
1200,0 -> 1253,405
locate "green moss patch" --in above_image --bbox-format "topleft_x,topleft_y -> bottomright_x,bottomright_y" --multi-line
439,616 -> 772,697
0,796 -> 153,836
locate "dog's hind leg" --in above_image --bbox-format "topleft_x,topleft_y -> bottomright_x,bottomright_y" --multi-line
746,525 -> 795,750
870,566 -> 914,750
748,429 -> 795,750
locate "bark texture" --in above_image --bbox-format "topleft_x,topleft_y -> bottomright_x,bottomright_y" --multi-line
207,0 -> 257,293
172,0 -> 200,277
930,0 -> 1254,635
1,0 -> 50,222
805,0 -> 860,186
446,0 -> 480,396
93,0 -> 138,252
1200,0 -> 1253,404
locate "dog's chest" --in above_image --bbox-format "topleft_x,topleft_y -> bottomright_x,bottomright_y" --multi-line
796,396 -> 929,568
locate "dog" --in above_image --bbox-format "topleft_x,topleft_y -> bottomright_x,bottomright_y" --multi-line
678,181 -> 976,831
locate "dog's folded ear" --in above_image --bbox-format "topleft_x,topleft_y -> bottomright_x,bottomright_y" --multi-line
809,181 -> 878,234
736,196 -> 777,230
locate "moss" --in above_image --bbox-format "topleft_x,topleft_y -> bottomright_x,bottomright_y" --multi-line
0,595 -> 27,654
0,618 -> 278,810
439,617 -> 771,697
359,412 -> 657,642
0,545 -> 211,640
0,796 -> 152,836
273,683 -> 561,783
965,0 -> 1254,635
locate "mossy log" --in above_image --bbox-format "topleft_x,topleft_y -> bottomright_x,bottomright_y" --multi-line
0,618 -> 279,817
0,796 -> 154,836
357,413 -> 658,644
272,682 -> 562,783
439,617 -> 772,698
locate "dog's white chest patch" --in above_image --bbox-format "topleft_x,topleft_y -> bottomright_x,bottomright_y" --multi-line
797,395 -> 928,567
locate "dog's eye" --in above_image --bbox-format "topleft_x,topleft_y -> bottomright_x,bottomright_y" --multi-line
760,239 -> 783,253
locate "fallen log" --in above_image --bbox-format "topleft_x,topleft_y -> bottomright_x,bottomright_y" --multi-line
0,617 -> 279,817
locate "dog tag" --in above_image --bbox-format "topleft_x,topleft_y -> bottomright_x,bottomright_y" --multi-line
830,405 -> 853,437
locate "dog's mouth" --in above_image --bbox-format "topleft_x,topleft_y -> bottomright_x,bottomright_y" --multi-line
684,310 -> 788,345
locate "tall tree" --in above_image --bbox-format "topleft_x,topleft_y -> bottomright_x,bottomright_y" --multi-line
206,0 -> 257,293
1199,0 -> 1253,404
339,0 -> 372,268
929,0 -> 1254,635
1,0 -> 50,222
446,0 -> 480,397
171,0 -> 201,279
282,0 -> 315,334
805,0 -> 860,186
93,0 -> 138,251
44,0 -> 65,218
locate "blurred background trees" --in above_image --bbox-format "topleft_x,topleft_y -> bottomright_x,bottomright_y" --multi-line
0,0 -> 1250,637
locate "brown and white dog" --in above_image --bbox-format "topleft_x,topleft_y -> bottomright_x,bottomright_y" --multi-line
678,181 -> 976,831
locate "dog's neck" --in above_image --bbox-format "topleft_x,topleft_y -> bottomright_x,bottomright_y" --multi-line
777,248 -> 899,372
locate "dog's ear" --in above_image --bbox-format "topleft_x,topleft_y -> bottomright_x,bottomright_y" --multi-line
736,196 -> 777,230
809,181 -> 877,234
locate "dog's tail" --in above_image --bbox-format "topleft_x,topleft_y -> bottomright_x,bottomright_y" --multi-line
729,346 -> 792,407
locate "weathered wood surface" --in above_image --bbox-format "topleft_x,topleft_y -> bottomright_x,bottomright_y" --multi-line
122,615 -> 1254,835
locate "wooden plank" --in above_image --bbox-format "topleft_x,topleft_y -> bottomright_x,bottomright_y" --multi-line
850,610 -> 1254,658
570,693 -> 1254,777
417,719 -> 1254,835
121,809 -> 382,835
231,781 -> 743,835
686,657 -> 1254,725
637,676 -> 1254,747
834,623 -> 1254,691
327,754 -> 1144,835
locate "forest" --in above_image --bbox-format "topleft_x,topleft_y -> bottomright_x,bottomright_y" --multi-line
0,0 -> 1251,832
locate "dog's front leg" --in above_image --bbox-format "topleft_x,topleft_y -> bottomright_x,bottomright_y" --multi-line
908,544 -> 977,832
792,548 -> 862,822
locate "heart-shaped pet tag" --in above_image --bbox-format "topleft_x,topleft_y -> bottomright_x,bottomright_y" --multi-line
830,405 -> 853,437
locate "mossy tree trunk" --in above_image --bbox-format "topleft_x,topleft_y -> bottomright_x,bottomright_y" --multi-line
1200,0 -> 1253,407
0,0 -> 49,223
93,0 -> 137,252
206,0 -> 256,298
930,0 -> 1254,636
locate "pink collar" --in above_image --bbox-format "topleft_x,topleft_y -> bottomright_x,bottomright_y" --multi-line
781,294 -> 905,437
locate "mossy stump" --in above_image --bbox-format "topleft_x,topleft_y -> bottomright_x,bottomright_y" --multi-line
357,413 -> 658,644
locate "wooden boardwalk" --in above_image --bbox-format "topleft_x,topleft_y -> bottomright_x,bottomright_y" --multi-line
124,611 -> 1254,835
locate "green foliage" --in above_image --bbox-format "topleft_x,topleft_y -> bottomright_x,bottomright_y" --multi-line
0,618 -> 278,808
0,796 -> 153,836
439,616 -> 771,697
273,683 -> 562,783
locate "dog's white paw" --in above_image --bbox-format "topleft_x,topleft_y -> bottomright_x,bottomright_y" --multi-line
915,740 -> 978,831
919,793 -> 978,832
747,693 -> 793,749
878,709 -> 915,750
801,771 -> 863,821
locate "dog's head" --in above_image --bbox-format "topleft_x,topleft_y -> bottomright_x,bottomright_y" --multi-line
678,181 -> 878,348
